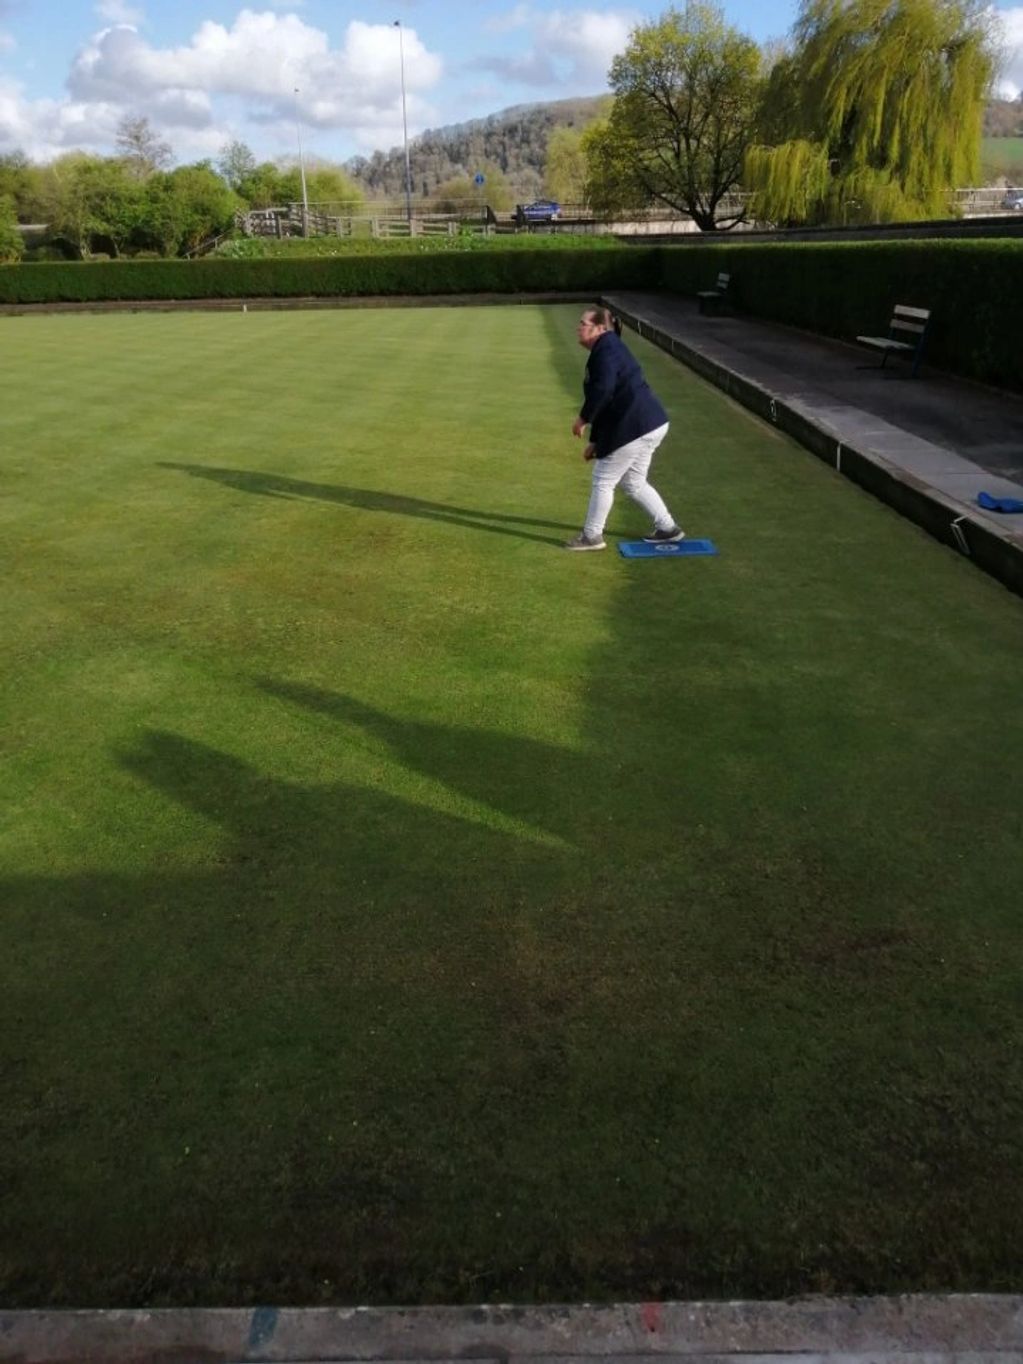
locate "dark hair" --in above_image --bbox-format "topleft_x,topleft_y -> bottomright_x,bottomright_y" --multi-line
584,306 -> 622,336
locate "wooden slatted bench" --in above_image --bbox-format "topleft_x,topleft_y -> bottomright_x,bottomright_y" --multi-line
697,272 -> 730,316
856,304 -> 931,377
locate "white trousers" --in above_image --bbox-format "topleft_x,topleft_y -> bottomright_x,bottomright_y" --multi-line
583,423 -> 673,539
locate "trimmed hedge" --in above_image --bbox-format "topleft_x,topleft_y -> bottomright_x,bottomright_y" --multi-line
2,238 -> 1019,390
659,238 -> 1023,391
0,248 -> 661,305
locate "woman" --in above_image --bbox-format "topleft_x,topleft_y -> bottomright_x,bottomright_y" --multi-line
565,307 -> 684,552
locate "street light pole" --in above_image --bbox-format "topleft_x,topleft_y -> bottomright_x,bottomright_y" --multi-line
294,86 -> 310,236
393,20 -> 413,226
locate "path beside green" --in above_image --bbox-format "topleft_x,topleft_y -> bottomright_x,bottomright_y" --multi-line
1,305 -> 1021,1307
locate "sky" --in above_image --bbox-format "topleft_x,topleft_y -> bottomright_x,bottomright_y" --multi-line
1,0 -> 1022,169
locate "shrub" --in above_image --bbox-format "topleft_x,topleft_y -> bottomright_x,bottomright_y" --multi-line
22,245 -> 67,263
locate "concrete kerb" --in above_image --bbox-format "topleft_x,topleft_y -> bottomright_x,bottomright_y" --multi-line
603,301 -> 1023,599
3,1296 -> 1023,1364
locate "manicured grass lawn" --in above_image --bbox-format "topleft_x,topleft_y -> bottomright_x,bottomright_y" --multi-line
1,304 -> 1021,1308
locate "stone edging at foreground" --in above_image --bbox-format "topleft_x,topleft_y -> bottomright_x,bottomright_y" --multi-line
2,1294 -> 1022,1364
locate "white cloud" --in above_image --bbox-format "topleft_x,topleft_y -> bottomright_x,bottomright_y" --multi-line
0,31 -> 16,53
0,9 -> 445,163
485,4 -> 533,35
0,73 -> 252,164
539,10 -> 636,83
0,75 -> 123,159
480,7 -> 635,90
994,5 -> 1023,97
482,48 -> 556,87
95,0 -> 145,23
68,12 -> 441,115
149,87 -> 214,130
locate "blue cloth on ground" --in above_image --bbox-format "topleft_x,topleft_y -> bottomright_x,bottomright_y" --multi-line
618,539 -> 718,558
978,491 -> 1023,513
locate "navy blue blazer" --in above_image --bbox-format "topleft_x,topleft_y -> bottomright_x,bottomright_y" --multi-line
580,330 -> 669,458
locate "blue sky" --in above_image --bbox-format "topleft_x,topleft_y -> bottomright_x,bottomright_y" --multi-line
1,0 -> 1021,166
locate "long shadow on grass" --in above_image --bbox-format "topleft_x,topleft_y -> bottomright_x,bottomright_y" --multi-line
160,463 -> 576,546
3,309 -> 1021,1308
0,708 -> 650,1307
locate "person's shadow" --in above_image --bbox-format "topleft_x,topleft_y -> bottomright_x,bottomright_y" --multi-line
159,463 -> 577,547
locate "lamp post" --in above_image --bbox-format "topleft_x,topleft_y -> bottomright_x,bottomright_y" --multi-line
393,20 -> 413,226
293,86 -> 310,235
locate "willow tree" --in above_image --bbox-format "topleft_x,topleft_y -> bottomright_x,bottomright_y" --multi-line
544,127 -> 588,205
584,4 -> 763,231
746,0 -> 996,225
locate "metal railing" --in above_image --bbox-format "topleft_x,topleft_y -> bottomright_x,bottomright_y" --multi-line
185,227 -> 235,258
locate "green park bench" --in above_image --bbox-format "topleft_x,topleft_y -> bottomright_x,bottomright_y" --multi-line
856,303 -> 931,377
697,272 -> 730,316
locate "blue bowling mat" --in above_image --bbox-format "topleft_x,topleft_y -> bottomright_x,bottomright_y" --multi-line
978,491 -> 1023,514
618,538 -> 718,559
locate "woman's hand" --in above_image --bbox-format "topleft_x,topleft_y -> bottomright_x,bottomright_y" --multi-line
582,444 -> 596,462
572,417 -> 587,438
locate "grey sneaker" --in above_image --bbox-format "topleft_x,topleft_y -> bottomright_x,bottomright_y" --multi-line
563,532 -> 606,551
643,526 -> 685,544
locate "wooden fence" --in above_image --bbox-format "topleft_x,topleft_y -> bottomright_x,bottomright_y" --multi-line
236,206 -> 491,240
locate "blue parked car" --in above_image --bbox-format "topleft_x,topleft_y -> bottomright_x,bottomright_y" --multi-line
1001,192 -> 1023,210
518,199 -> 561,222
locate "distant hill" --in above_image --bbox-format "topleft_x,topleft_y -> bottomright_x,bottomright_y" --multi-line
346,96 -> 608,202
345,93 -> 1023,202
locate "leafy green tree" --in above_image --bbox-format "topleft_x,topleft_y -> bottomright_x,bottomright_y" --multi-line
430,164 -> 513,212
544,127 -> 588,205
0,193 -> 24,263
218,139 -> 257,190
0,152 -> 33,217
746,0 -> 996,224
584,4 -> 763,230
581,115 -> 647,213
543,99 -> 611,205
168,164 -> 240,252
37,154 -> 141,257
236,162 -> 302,208
0,155 -> 50,224
304,164 -> 366,209
115,114 -> 174,180
135,176 -> 182,256
134,164 -> 239,255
